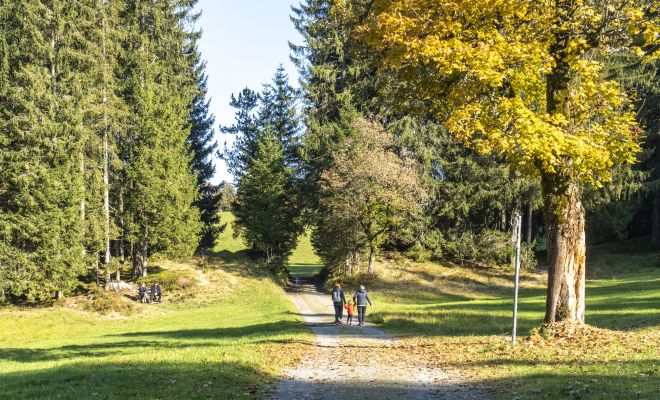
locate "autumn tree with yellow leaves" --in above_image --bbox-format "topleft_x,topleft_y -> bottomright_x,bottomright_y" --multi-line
360,0 -> 658,324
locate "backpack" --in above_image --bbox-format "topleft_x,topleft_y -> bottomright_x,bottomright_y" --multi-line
332,289 -> 342,303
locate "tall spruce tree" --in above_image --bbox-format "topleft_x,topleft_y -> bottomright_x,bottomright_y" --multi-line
0,0 -> 213,302
188,59 -> 219,250
259,65 -> 301,167
232,128 -> 300,266
120,0 -> 202,277
0,0 -> 90,301
223,68 -> 303,267
221,88 -> 260,177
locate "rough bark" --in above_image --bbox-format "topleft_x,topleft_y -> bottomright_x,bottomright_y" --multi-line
541,10 -> 587,323
541,173 -> 586,324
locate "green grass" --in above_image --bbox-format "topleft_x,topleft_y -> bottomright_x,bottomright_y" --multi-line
288,230 -> 322,277
214,212 -> 322,277
213,212 -> 249,263
365,239 -> 660,400
0,257 -> 311,399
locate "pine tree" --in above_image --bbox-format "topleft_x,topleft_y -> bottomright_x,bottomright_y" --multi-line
188,68 -> 217,185
187,56 -> 219,249
232,128 -> 301,266
221,88 -> 260,178
120,0 -> 202,277
259,65 -> 301,167
0,0 -> 91,301
222,70 -> 303,266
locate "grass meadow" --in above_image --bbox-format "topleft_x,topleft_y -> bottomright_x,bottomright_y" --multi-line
361,238 -> 659,400
0,213 -> 315,399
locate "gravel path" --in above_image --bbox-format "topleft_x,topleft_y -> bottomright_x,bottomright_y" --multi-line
265,281 -> 489,400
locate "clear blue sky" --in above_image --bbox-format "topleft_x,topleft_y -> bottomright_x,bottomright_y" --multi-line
196,0 -> 302,184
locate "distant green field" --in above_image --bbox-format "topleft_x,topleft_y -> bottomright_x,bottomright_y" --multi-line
288,231 -> 323,277
215,212 -> 248,254
215,212 -> 323,277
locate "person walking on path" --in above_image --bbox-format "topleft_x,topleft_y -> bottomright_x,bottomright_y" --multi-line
332,283 -> 347,325
353,284 -> 372,326
344,300 -> 355,325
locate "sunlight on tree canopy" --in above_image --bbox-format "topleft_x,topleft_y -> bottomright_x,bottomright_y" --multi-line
362,0 -> 658,186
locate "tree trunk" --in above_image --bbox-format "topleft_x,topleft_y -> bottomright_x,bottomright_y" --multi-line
542,173 -> 586,324
80,151 -> 86,257
651,188 -> 660,247
119,189 -> 125,263
101,4 -> 111,266
500,210 -> 507,231
131,244 -> 139,278
367,246 -> 376,274
526,203 -> 533,245
103,125 -> 111,263
115,268 -> 120,282
352,250 -> 361,274
141,241 -> 148,277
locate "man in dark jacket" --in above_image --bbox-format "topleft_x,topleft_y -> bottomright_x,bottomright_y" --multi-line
151,281 -> 162,302
353,284 -> 373,326
331,283 -> 346,325
138,282 -> 149,303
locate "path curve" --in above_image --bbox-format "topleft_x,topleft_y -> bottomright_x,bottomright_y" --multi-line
266,280 -> 488,400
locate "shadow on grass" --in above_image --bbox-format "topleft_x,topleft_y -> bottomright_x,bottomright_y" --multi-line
375,292 -> 660,336
370,268 -> 659,336
288,264 -> 323,278
1,357 -> 655,400
0,360 -> 266,400
0,319 -> 310,365
109,320 -> 307,341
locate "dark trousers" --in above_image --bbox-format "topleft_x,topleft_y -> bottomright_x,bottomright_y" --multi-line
357,306 -> 367,324
333,302 -> 344,322
347,315 -> 353,325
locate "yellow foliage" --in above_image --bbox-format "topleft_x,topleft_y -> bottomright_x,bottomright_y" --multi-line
361,0 -> 654,185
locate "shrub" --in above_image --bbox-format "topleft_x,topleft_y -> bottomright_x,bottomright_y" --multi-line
140,270 -> 196,292
440,229 -> 512,267
82,288 -> 136,315
405,243 -> 432,262
406,228 -> 538,269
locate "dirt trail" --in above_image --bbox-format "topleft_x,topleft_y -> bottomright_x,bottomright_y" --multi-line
266,281 -> 488,400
